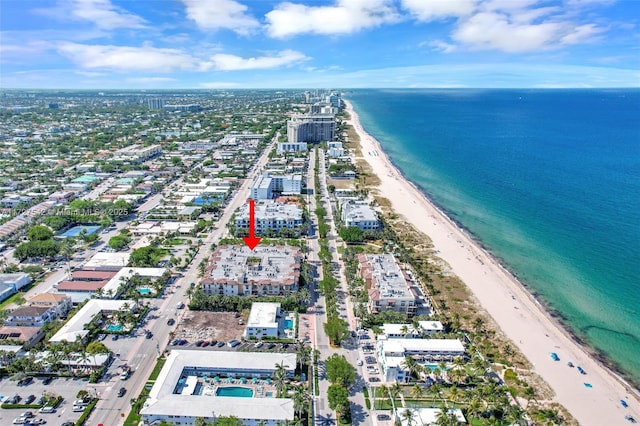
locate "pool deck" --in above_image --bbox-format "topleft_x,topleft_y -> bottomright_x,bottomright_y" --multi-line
199,380 -> 276,398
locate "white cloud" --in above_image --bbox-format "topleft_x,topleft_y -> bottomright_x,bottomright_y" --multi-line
453,12 -> 562,53
452,10 -> 606,53
428,40 -> 457,53
209,50 -> 308,70
57,43 -> 200,71
72,0 -> 147,29
401,0 -> 477,22
182,0 -> 259,35
265,0 -> 400,38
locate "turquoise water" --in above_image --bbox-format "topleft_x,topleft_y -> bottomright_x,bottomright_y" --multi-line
60,225 -> 100,238
284,319 -> 294,329
349,89 -> 640,385
138,287 -> 152,295
106,324 -> 124,332
215,386 -> 253,397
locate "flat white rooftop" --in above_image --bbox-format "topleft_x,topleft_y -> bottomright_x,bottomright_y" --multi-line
381,338 -> 465,354
84,252 -> 130,270
141,350 -> 295,421
247,302 -> 280,329
103,267 -> 167,297
49,299 -> 136,343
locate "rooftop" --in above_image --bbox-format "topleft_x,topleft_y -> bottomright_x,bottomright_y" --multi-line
203,245 -> 301,288
49,299 -> 136,343
141,350 -> 295,421
361,254 -> 414,301
246,302 -> 280,329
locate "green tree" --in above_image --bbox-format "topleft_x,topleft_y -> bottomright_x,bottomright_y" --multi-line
130,246 -> 164,267
215,416 -> 243,426
109,235 -> 130,250
325,354 -> 356,387
338,226 -> 363,243
327,383 -> 349,413
323,317 -> 349,346
28,225 -> 54,241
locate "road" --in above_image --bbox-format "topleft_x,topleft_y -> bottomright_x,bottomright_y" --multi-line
88,138 -> 277,426
310,148 -> 372,426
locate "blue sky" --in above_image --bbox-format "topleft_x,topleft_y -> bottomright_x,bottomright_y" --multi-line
1,0 -> 639,88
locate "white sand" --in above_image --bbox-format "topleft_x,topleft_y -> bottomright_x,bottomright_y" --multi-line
344,100 -> 639,425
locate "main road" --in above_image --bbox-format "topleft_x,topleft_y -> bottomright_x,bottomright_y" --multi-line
309,148 -> 372,426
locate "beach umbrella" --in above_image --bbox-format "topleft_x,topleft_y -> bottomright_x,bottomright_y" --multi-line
214,376 -> 220,382
252,377 -> 258,384
266,378 -> 271,384
240,377 -> 247,383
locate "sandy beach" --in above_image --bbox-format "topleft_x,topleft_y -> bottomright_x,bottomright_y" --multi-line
344,99 -> 639,425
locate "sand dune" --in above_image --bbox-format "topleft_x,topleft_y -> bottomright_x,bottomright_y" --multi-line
344,99 -> 639,426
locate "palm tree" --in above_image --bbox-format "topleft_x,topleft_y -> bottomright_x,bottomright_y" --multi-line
410,384 -> 424,408
377,384 -> 389,410
402,356 -> 422,383
523,386 -> 537,408
296,343 -> 312,371
273,362 -> 288,397
505,404 -> 526,425
402,409 -> 416,426
292,386 -> 309,419
435,406 -> 459,426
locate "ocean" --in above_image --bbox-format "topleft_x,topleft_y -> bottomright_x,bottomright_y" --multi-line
348,89 -> 640,385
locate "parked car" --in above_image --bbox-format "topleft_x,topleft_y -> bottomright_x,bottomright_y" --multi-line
117,387 -> 126,397
216,341 -> 225,347
42,377 -> 53,385
167,318 -> 175,326
72,405 -> 86,412
25,419 -> 46,425
12,417 -> 27,425
210,340 -> 218,346
254,341 -> 264,348
18,377 -> 33,386
112,335 -> 119,341
377,414 -> 391,421
368,377 -> 381,383
20,412 -> 34,418
201,341 -> 210,347
267,343 -> 276,349
227,339 -> 240,348
38,407 -> 55,414
24,395 -> 36,404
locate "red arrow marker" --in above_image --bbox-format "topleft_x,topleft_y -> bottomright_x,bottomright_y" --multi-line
242,199 -> 262,250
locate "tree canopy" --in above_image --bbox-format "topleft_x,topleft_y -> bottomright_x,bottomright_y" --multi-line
325,354 -> 356,387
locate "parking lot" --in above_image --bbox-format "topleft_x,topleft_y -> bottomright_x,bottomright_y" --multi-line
168,338 -> 298,354
0,376 -> 94,425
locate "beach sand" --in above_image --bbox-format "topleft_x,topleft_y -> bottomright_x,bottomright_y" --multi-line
344,100 -> 639,425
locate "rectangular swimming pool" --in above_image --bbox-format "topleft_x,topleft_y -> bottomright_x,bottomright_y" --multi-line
215,386 -> 254,397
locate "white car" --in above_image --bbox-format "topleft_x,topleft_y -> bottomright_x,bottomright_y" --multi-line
38,407 -> 55,414
12,418 -> 27,425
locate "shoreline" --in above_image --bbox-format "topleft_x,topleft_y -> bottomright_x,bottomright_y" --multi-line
402,170 -> 638,392
343,99 -> 640,425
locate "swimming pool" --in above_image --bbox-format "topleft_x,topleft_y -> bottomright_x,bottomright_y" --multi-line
106,324 -> 124,332
60,225 -> 101,238
138,287 -> 153,295
284,319 -> 294,330
215,386 -> 253,397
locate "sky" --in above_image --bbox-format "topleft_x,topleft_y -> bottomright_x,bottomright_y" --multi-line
1,0 -> 639,89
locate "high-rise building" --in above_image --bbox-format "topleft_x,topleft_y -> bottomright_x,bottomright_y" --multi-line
147,98 -> 165,110
287,113 -> 335,143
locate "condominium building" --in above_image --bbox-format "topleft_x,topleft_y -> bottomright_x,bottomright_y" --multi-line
277,142 -> 307,154
342,200 -> 380,230
235,201 -> 303,236
358,254 -> 417,317
201,245 -> 301,297
250,173 -> 302,200
141,350 -> 295,426
287,113 -> 335,143
244,302 -> 281,339
111,144 -> 162,163
377,338 -> 465,383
